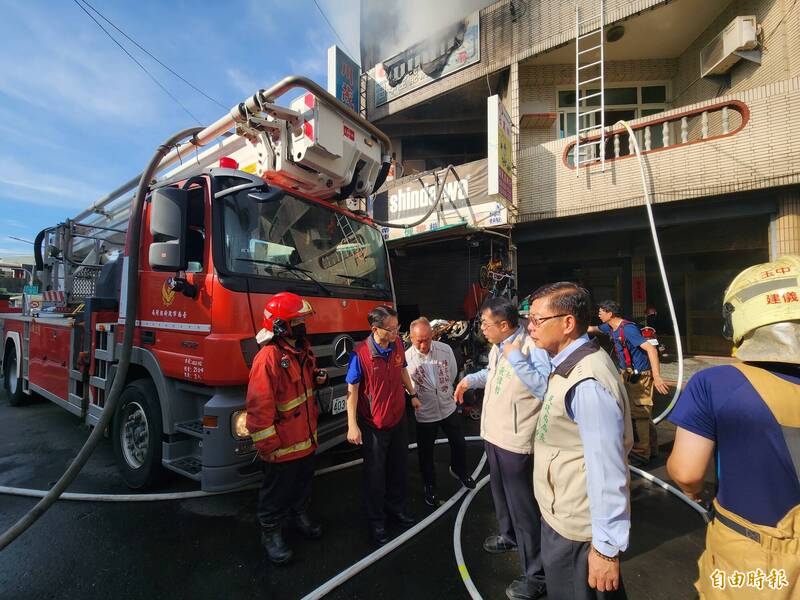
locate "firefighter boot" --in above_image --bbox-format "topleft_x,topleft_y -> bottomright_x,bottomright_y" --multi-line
261,524 -> 292,565
292,511 -> 323,540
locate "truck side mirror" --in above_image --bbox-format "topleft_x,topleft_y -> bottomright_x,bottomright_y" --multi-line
149,187 -> 188,272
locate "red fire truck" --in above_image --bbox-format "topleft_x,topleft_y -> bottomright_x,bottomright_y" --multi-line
0,76 -> 395,491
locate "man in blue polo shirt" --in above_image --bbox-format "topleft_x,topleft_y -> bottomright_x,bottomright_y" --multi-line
345,305 -> 421,545
667,256 -> 800,599
589,300 -> 668,466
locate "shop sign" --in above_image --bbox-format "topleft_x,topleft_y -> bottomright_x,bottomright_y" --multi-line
327,45 -> 360,114
371,11 -> 480,107
487,95 -> 513,202
372,159 -> 507,242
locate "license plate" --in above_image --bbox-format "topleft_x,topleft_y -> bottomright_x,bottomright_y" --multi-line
330,395 -> 347,415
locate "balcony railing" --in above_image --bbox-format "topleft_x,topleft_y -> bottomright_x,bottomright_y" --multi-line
563,100 -> 750,168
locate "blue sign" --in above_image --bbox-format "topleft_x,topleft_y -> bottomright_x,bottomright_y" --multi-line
327,45 -> 360,114
23,285 -> 39,295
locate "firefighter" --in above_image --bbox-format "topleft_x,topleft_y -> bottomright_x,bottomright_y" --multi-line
246,292 -> 328,565
667,256 -> 800,599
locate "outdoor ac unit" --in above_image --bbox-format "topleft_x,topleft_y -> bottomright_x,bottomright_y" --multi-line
700,16 -> 759,77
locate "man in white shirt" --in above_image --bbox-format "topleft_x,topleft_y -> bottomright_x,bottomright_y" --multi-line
406,317 -> 475,506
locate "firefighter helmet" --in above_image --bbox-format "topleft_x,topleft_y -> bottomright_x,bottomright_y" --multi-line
723,255 -> 800,345
257,292 -> 314,342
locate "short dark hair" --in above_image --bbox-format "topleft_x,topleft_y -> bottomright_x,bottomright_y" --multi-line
368,305 -> 398,328
598,299 -> 622,316
530,282 -> 592,334
480,296 -> 519,328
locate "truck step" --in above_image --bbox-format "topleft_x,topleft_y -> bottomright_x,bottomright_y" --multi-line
164,456 -> 202,480
175,420 -> 204,438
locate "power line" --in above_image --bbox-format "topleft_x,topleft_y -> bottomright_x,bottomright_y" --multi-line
79,0 -> 226,110
312,0 -> 359,62
71,0 -> 202,124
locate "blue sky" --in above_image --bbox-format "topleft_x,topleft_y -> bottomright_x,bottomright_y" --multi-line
0,0 -> 359,259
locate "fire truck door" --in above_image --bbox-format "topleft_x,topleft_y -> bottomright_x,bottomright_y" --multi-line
28,320 -> 71,406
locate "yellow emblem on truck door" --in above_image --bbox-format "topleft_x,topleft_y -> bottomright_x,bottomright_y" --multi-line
162,279 -> 176,307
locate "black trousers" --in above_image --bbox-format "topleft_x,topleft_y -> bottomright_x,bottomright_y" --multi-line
361,416 -> 408,524
415,410 -> 467,487
257,453 -> 315,528
540,520 -> 628,600
486,442 -> 546,587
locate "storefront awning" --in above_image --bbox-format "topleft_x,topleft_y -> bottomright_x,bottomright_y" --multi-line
385,223 -> 478,249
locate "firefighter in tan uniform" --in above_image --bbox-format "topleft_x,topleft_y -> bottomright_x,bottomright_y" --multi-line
246,292 -> 327,565
668,256 -> 800,598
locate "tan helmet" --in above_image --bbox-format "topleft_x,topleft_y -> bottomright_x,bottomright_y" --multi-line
723,255 -> 800,345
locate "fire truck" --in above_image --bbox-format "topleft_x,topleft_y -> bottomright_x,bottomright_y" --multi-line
0,76 -> 395,491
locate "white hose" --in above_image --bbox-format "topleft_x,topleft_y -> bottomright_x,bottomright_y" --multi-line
453,474 -> 491,600
615,120 -> 684,424
629,466 -> 709,523
451,465 -> 710,600
299,450 -> 488,600
0,436 -> 485,502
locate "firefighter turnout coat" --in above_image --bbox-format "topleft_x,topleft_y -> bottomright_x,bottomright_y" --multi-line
246,339 -> 319,463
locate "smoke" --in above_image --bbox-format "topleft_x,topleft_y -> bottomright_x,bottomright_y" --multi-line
360,0 -> 495,67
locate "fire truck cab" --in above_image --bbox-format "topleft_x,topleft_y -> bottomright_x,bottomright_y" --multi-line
0,76 -> 395,491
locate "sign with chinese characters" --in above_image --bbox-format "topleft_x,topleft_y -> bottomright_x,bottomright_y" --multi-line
371,11 -> 480,107
372,159 -> 507,243
487,95 -> 513,202
327,45 -> 360,114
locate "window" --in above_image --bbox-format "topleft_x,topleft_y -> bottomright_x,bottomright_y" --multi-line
558,84 -> 668,165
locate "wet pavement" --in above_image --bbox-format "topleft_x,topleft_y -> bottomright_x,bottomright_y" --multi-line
0,388 -> 708,600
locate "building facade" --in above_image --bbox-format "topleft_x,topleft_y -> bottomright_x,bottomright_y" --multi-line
360,0 -> 800,355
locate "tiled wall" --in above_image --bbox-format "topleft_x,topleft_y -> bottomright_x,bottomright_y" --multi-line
516,77 -> 800,221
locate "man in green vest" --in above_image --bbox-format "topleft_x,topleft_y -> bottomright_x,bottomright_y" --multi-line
454,297 -> 550,600
528,282 -> 633,599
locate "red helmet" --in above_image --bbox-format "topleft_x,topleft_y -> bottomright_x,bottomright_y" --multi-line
258,292 -> 314,341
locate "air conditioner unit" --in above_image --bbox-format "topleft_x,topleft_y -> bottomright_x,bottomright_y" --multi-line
700,16 -> 759,78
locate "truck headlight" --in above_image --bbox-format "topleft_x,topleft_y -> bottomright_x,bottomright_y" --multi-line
232,410 -> 250,440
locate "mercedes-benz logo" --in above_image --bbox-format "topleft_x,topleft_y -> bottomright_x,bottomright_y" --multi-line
332,334 -> 355,368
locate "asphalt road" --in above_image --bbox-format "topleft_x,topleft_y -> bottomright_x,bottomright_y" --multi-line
0,389 -> 705,600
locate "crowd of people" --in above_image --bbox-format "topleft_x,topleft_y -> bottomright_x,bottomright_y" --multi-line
243,255 -> 800,600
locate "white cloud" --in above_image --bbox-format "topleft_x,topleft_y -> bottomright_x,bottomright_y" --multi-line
226,67 -> 266,97
0,4 -> 167,126
0,157 -> 103,209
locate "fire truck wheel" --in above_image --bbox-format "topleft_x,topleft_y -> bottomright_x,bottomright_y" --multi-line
113,378 -> 165,489
3,344 -> 25,406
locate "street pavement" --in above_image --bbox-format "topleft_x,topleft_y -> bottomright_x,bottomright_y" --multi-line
0,388 -> 706,599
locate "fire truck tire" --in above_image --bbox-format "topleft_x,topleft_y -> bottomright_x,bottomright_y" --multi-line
3,345 -> 25,407
112,379 -> 165,490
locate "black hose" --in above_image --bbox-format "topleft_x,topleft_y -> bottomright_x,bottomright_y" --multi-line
0,126 -> 204,551
33,229 -> 46,272
370,164 -> 459,229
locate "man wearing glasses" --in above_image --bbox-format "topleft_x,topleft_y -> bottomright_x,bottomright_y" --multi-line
528,283 -> 632,599
345,305 -> 421,545
454,297 -> 550,600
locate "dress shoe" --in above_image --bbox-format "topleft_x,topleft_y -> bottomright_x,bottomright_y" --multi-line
449,466 -> 477,489
423,485 -> 438,507
369,523 -> 390,545
505,577 -> 546,600
292,511 -> 322,540
483,534 -> 518,554
387,510 -> 415,528
261,528 -> 292,565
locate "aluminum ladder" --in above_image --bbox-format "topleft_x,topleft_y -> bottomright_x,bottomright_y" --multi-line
574,0 -> 606,173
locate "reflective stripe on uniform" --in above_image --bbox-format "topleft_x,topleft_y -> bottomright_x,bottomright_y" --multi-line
271,438 -> 313,458
277,390 -> 312,412
250,425 -> 277,441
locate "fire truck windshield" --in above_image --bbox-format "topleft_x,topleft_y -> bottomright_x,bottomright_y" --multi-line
221,189 -> 391,293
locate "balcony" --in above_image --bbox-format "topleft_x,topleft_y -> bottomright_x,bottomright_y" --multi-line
516,76 -> 800,222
